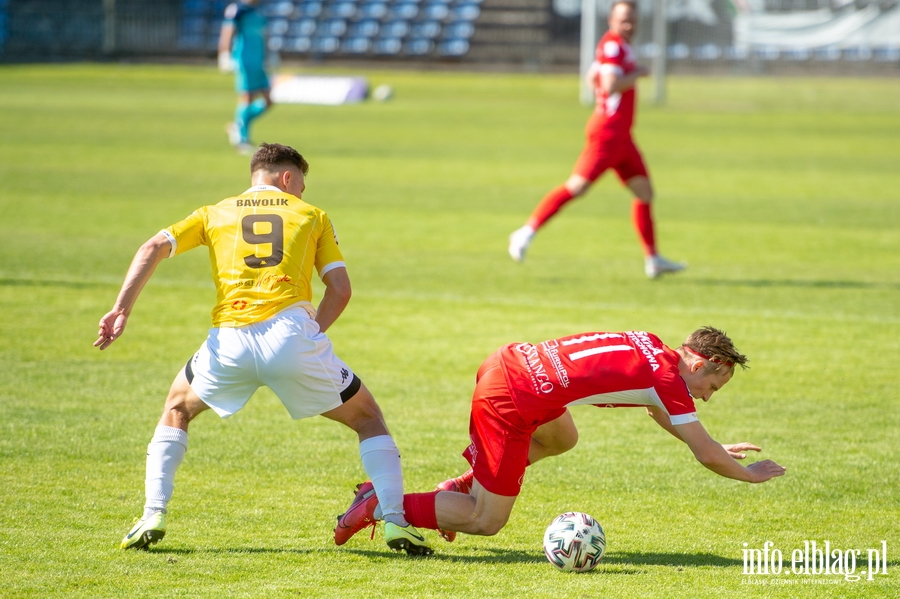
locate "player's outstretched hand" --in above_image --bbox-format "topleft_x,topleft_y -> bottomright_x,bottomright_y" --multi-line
94,309 -> 128,350
746,459 -> 786,483
722,442 -> 762,460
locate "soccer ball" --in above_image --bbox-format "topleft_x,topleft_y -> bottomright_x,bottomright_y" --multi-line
372,84 -> 393,102
542,512 -> 606,572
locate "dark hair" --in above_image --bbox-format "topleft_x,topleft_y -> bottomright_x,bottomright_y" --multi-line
683,326 -> 749,371
250,143 -> 309,176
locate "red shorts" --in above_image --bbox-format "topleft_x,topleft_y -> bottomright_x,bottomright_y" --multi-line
462,352 -> 542,497
572,114 -> 648,183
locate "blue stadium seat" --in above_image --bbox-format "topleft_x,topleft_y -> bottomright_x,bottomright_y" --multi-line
443,21 -> 473,39
782,48 -> 809,61
692,44 -> 721,60
873,46 -> 900,62
410,21 -> 441,39
269,18 -> 290,36
285,36 -> 312,52
389,3 -> 419,19
373,37 -> 403,54
265,1 -> 296,18
311,35 -> 341,53
843,46 -> 872,61
449,3 -> 479,21
325,2 -> 358,19
724,45 -> 748,60
381,20 -> 410,38
296,2 -> 324,18
290,18 -> 318,37
348,19 -> 380,37
405,39 -> 434,55
438,39 -> 468,56
268,36 -> 284,51
342,36 -> 372,53
813,46 -> 841,61
421,3 -> 450,20
317,19 -> 348,37
358,2 -> 388,19
667,43 -> 689,60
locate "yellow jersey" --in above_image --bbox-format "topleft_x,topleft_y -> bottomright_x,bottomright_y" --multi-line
161,185 -> 345,327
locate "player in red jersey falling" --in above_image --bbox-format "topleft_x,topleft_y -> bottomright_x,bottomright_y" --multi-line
508,0 -> 686,279
334,326 -> 785,546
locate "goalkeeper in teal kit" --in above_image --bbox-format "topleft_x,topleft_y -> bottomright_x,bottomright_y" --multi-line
219,0 -> 272,153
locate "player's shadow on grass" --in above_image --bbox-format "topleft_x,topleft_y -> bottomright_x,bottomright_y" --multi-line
0,276 -> 110,289
602,551 -> 742,568
687,278 -> 900,291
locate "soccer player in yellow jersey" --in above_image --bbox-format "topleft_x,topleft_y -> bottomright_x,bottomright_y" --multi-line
95,143 -> 431,555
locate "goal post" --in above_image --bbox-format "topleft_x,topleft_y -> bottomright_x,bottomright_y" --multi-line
651,0 -> 668,104
579,0 -> 598,106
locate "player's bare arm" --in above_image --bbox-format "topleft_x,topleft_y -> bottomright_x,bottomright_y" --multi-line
217,23 -> 235,71
675,420 -> 785,483
600,65 -> 648,96
647,407 -> 762,460
315,266 -> 351,333
94,233 -> 172,350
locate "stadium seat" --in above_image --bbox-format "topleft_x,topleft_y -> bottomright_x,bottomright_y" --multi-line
269,18 -> 290,36
438,39 -> 469,56
752,45 -> 780,61
724,45 -> 749,60
348,19 -> 380,37
783,48 -> 810,61
405,39 -> 434,55
410,21 -> 441,39
266,1 -> 296,18
284,36 -> 312,52
373,37 -> 403,54
296,2 -> 324,18
311,35 -> 341,53
667,43 -> 689,60
317,19 -> 348,37
389,3 -> 419,20
358,2 -> 388,19
873,46 -> 900,62
342,36 -> 372,53
449,4 -> 480,21
290,19 -> 318,37
813,46 -> 841,61
381,20 -> 410,38
843,46 -> 872,61
325,2 -> 358,19
421,3 -> 450,20
443,21 -> 473,40
692,44 -> 721,60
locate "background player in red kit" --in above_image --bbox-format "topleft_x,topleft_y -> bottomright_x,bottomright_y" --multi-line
508,0 -> 686,279
334,326 -> 785,546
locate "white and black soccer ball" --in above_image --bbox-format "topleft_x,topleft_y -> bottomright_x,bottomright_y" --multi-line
372,84 -> 393,102
543,512 -> 606,573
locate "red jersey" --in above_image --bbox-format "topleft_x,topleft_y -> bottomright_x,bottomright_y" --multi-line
498,331 -> 697,426
590,31 -> 637,134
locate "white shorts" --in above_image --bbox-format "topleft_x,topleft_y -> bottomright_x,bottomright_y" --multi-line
185,304 -> 361,420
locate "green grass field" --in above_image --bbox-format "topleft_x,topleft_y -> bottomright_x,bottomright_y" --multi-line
0,63 -> 898,598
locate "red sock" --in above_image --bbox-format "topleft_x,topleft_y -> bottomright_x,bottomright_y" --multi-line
631,199 -> 656,256
527,185 -> 575,230
403,491 -> 439,530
